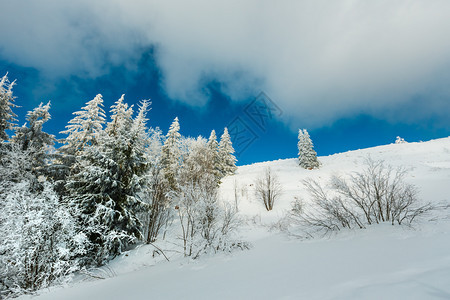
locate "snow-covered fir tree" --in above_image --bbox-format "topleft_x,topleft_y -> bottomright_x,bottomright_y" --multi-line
13,102 -> 53,150
207,130 -> 221,182
161,117 -> 182,191
60,94 -> 106,156
58,94 -> 107,195
0,73 -> 17,141
298,129 -> 319,169
65,96 -> 149,265
395,136 -> 407,144
12,102 -> 55,176
218,127 -> 237,176
105,94 -> 133,137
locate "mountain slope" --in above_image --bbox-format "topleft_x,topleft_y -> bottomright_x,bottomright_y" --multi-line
20,137 -> 450,300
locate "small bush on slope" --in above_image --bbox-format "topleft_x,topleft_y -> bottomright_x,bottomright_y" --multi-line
175,173 -> 250,259
254,167 -> 283,211
285,159 -> 433,237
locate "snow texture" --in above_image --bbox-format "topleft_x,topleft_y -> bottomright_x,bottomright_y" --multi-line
19,137 -> 450,300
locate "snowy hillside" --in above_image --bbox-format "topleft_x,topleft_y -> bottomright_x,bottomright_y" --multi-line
20,138 -> 450,300
220,137 -> 450,226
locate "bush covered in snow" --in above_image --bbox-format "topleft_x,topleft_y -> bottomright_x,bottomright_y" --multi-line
0,181 -> 88,298
287,159 -> 433,237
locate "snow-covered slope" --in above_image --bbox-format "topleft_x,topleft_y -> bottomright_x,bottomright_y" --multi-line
20,138 -> 450,300
220,137 -> 450,226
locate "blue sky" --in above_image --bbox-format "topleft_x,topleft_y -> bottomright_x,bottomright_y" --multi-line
1,1 -> 449,165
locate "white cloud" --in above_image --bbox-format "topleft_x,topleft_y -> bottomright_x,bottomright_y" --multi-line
1,0 -> 450,128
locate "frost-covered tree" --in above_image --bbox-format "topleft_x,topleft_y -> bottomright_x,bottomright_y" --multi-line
207,130 -> 221,181
208,130 -> 218,152
161,117 -> 182,191
0,137 -> 87,296
0,181 -> 88,297
175,171 -> 247,258
0,143 -> 36,200
395,136 -> 407,144
175,135 -> 248,257
0,73 -> 17,141
65,96 -> 149,264
60,94 -> 106,156
12,102 -> 55,176
218,127 -> 237,176
298,129 -> 319,169
13,102 -> 54,151
140,128 -> 173,243
180,137 -> 214,185
105,94 -> 133,137
58,95 -> 106,196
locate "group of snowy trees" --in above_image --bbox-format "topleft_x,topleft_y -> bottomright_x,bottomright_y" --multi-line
0,75 -> 85,297
0,74 -> 238,297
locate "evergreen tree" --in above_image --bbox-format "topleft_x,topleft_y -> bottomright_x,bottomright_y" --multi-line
298,129 -> 319,169
105,94 -> 133,137
161,117 -> 182,191
12,102 -> 55,175
207,130 -> 221,181
0,143 -> 36,198
60,94 -> 106,156
65,96 -> 149,264
58,95 -> 106,195
395,136 -> 407,144
0,73 -> 17,141
1,102 -> 55,197
218,127 -> 237,176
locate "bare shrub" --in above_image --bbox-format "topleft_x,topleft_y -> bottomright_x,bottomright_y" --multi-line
142,167 -> 173,243
254,167 -> 283,211
176,174 -> 249,258
289,159 -> 433,236
233,179 -> 239,212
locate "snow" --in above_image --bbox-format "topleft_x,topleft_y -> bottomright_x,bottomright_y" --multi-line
19,137 -> 450,300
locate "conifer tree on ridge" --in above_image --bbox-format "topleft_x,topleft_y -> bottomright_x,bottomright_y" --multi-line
60,94 -> 106,156
218,127 -> 237,176
0,73 -> 17,141
207,129 -> 221,181
298,129 -> 319,169
161,117 -> 182,191
12,102 -> 55,177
